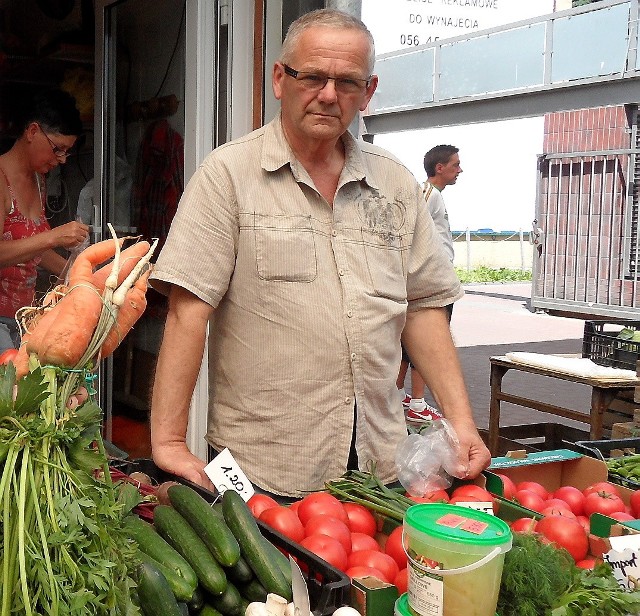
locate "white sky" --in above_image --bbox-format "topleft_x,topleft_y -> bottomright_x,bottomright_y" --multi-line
360,0 -> 556,232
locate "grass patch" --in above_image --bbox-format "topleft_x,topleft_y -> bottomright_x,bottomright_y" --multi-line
455,266 -> 532,284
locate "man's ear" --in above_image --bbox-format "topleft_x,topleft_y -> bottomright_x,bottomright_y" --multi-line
272,62 -> 285,101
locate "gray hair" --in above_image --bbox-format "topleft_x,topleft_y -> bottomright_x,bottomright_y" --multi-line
279,9 -> 376,75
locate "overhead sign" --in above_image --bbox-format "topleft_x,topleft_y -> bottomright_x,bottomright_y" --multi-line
362,0 -> 556,55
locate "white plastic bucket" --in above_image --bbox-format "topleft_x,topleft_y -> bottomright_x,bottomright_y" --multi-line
403,503 -> 512,616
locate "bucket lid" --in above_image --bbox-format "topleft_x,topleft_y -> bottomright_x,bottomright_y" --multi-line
395,593 -> 411,616
405,503 -> 511,547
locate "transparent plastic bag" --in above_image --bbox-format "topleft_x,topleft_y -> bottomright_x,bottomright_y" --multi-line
395,419 -> 461,496
60,216 -> 91,286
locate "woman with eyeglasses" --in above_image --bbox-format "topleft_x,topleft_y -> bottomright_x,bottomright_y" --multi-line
0,88 -> 89,353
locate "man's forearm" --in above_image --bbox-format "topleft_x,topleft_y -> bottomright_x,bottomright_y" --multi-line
402,307 -> 474,425
150,287 -> 212,452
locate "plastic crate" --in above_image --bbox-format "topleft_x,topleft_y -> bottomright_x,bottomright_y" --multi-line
574,438 -> 640,490
110,458 -> 351,616
582,319 -> 640,371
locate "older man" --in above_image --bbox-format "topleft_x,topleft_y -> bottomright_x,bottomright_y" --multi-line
149,9 -> 490,497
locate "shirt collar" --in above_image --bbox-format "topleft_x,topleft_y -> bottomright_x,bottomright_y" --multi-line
261,113 -> 379,190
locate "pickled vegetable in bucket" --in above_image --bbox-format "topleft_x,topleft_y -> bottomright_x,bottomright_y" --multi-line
403,503 -> 512,616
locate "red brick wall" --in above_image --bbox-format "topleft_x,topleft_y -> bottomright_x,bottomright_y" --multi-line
543,106 -> 629,153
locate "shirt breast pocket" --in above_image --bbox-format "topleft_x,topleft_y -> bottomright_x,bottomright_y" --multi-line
254,214 -> 318,282
362,229 -> 407,302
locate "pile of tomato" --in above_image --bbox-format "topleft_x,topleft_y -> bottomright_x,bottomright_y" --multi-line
248,492 -> 408,593
494,474 -> 640,566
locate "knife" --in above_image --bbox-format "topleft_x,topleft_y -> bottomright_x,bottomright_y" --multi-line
289,555 -> 311,616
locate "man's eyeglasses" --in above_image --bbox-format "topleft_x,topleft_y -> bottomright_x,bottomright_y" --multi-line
283,64 -> 371,95
37,123 -> 73,161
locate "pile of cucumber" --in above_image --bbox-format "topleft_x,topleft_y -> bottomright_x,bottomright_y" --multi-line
125,485 -> 293,616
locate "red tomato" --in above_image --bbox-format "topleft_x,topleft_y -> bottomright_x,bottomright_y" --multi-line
248,494 -> 279,519
304,514 -> 352,555
451,485 -> 493,501
345,565 -> 388,583
297,492 -> 349,526
384,525 -> 408,570
630,490 -> 640,518
575,515 -> 590,533
509,517 -> 537,533
583,482 -> 621,498
553,486 -> 586,517
544,498 -> 573,511
516,481 -> 549,501
608,511 -> 635,522
300,534 -> 348,571
583,492 -> 626,517
343,503 -> 377,536
394,568 -> 408,594
575,558 -> 596,569
494,474 -> 517,500
289,500 -> 302,515
513,489 -> 546,513
0,348 -> 18,365
259,506 -> 305,543
347,549 -> 400,584
540,507 -> 576,520
351,532 -> 380,553
535,516 -> 589,562
405,489 -> 450,504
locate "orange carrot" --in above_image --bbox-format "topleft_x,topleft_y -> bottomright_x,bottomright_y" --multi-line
100,269 -> 151,359
28,285 -> 104,367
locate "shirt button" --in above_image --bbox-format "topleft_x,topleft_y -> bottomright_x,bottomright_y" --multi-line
338,269 -> 345,276
351,353 -> 357,361
344,397 -> 351,405
332,230 -> 337,237
347,310 -> 353,318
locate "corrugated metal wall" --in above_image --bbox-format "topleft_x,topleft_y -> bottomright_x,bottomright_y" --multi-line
532,105 -> 640,318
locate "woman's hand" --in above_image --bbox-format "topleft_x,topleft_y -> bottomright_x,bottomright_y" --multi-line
53,221 -> 89,250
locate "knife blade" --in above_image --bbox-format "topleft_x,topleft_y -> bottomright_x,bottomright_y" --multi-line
289,554 -> 311,616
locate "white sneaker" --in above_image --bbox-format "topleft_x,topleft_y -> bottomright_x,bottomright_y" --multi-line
408,398 -> 427,413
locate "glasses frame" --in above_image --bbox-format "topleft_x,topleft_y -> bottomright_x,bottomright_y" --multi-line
282,64 -> 372,94
36,123 -> 73,161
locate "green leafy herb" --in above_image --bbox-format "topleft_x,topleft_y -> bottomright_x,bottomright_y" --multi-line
552,563 -> 640,616
497,532 -> 574,616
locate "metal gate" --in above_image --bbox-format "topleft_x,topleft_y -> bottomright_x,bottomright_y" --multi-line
532,146 -> 640,318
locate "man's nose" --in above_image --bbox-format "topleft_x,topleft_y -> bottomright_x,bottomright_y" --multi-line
317,79 -> 339,101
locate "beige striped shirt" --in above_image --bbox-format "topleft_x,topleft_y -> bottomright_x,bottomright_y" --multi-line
151,115 -> 462,496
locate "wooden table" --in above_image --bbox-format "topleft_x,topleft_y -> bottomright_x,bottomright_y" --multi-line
488,355 -> 640,456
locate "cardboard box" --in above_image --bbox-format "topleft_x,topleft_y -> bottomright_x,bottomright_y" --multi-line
486,449 -> 609,493
611,409 -> 640,440
350,576 -> 398,616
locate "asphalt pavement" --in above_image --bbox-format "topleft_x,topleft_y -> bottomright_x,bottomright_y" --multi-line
402,282 -> 597,445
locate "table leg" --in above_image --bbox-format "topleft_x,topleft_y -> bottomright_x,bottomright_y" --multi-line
488,364 -> 509,456
589,387 -> 618,440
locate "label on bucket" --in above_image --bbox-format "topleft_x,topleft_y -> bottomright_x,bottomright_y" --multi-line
408,560 -> 444,616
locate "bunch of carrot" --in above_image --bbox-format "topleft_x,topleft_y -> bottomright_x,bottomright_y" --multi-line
0,226 -> 157,614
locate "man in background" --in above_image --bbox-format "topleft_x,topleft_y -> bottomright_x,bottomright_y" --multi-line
399,145 -> 462,420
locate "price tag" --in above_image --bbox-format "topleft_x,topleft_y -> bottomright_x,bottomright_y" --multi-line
204,448 -> 255,502
452,501 -> 495,516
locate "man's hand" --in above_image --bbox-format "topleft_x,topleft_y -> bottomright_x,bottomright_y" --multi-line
153,440 -> 216,492
449,420 -> 491,480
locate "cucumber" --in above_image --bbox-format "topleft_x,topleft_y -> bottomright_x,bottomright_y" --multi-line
187,586 -> 205,613
221,489 -> 292,601
154,504 -> 228,596
177,603 -> 189,616
136,549 -> 197,602
224,555 -> 254,584
168,484 -> 241,567
263,538 -> 293,587
200,606 -> 224,616
124,515 -> 198,590
238,577 -> 267,603
136,561 -> 183,616
207,580 -> 244,616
